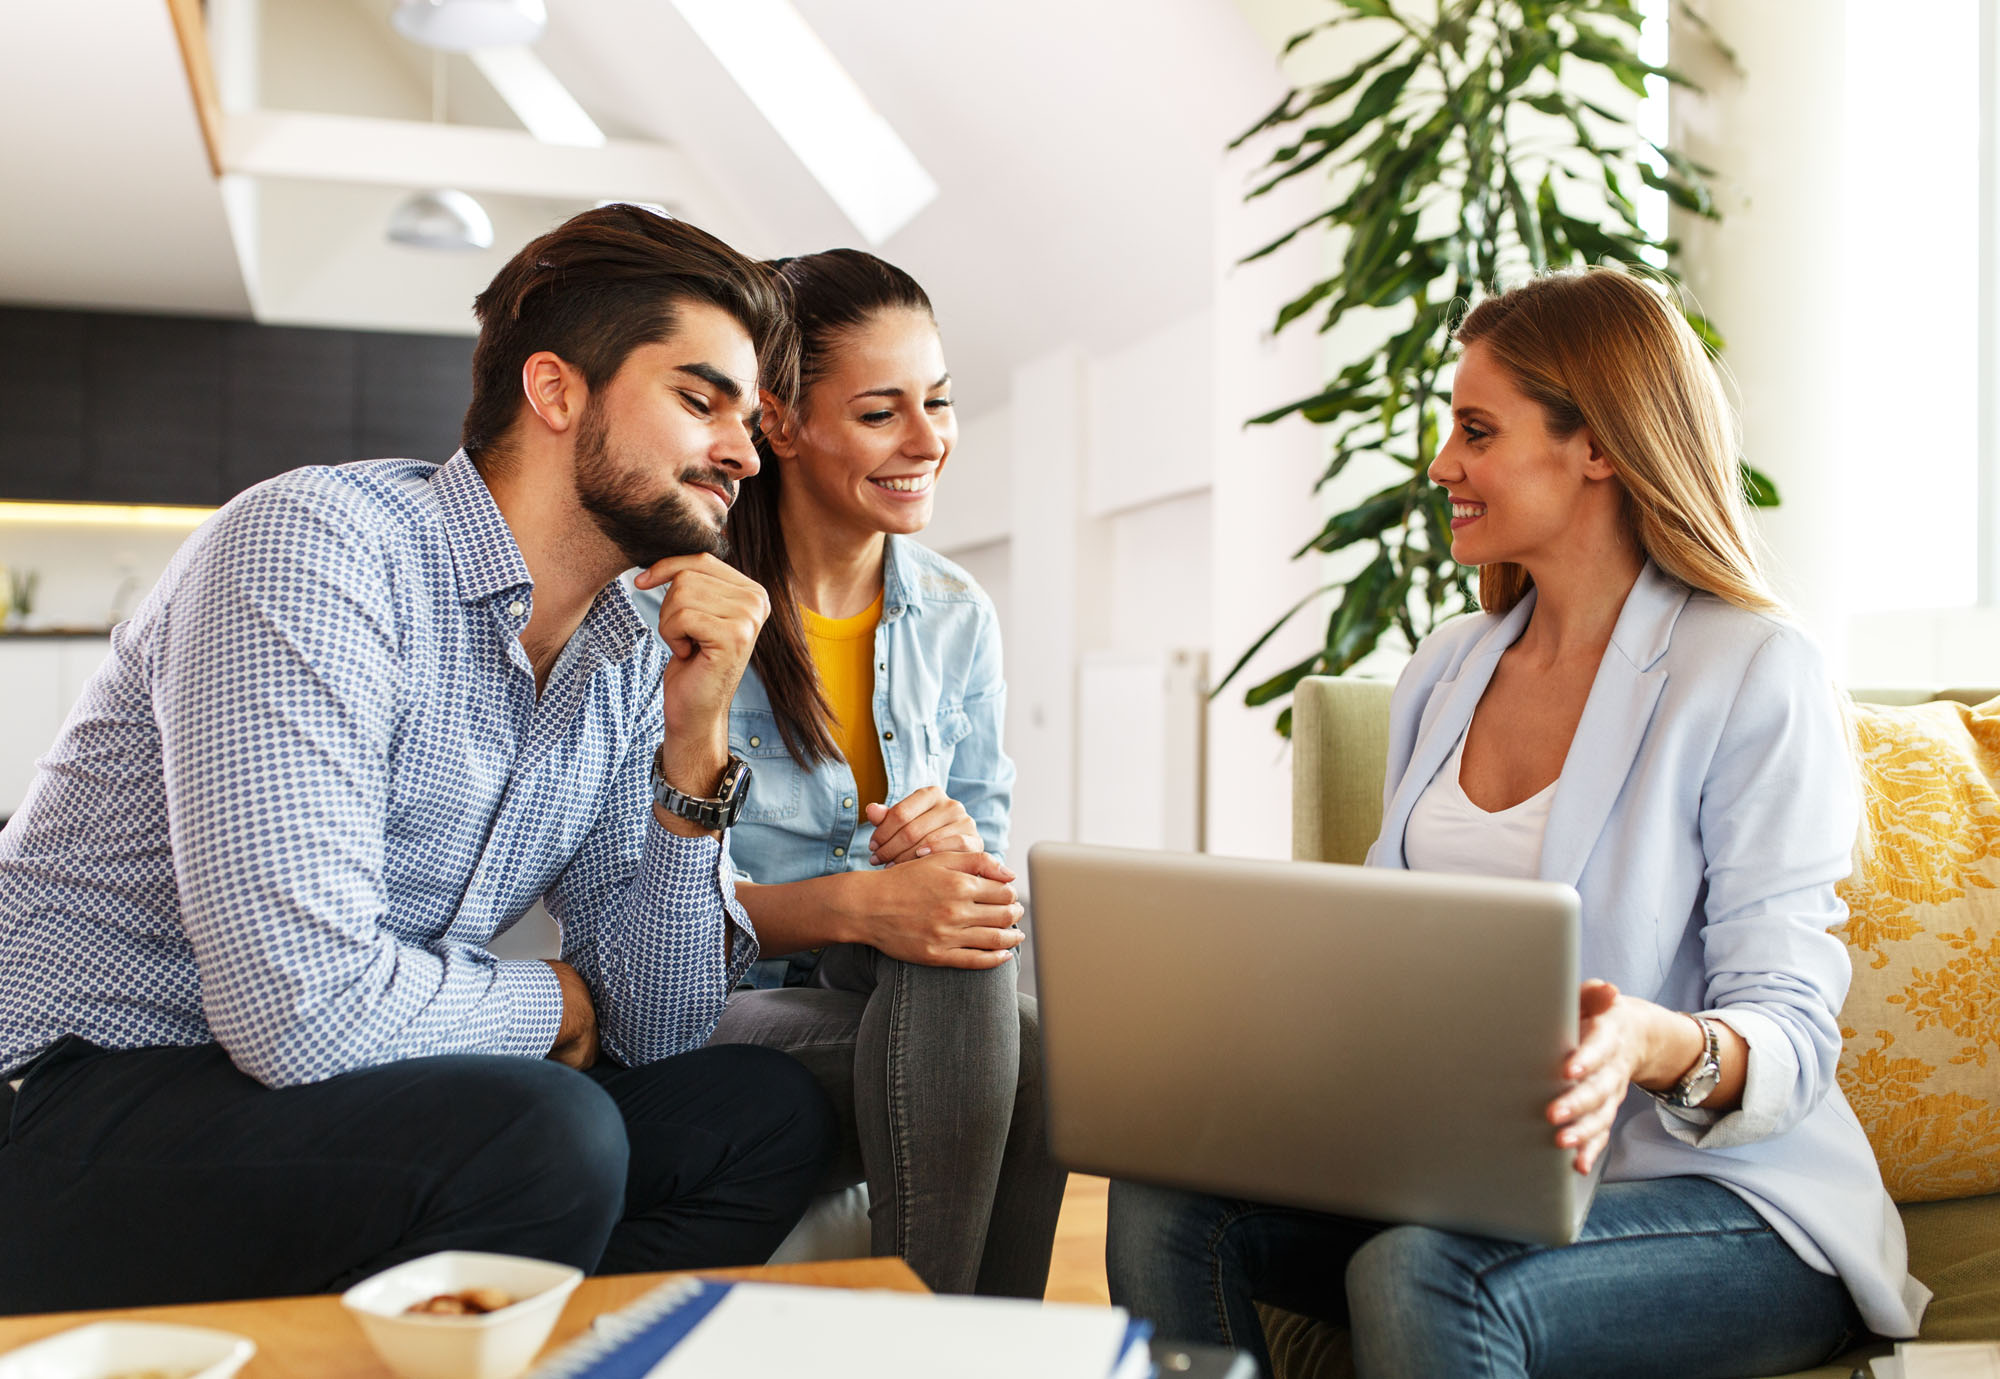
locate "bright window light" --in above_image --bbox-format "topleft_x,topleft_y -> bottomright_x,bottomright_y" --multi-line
0,502 -> 214,529
470,46 -> 606,148
671,0 -> 938,244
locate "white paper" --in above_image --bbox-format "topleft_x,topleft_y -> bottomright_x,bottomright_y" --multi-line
642,1284 -> 1132,1379
1894,1342 -> 2000,1379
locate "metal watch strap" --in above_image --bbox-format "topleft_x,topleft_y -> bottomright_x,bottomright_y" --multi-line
1660,1014 -> 1723,1109
650,753 -> 751,831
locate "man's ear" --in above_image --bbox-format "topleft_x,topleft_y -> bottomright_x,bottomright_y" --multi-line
521,351 -> 587,435
758,388 -> 798,459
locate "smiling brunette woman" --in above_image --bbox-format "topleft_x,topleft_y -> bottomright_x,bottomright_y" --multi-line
1106,267 -> 1926,1377
637,249 -> 1063,1296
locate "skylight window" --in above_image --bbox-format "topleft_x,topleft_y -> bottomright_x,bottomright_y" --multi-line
470,46 -> 606,148
671,0 -> 938,244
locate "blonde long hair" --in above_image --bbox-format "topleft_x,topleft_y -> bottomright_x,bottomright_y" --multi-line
1452,267 -> 1780,617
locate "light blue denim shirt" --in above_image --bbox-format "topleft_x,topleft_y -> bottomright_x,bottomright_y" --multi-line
634,535 -> 1015,987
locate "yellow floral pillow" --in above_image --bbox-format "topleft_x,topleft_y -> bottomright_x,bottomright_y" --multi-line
1835,696 -> 2000,1203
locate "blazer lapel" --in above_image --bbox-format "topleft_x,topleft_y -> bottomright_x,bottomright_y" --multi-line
1378,594 -> 1536,866
1537,563 -> 1691,885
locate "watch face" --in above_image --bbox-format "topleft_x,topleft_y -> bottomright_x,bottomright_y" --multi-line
720,756 -> 753,826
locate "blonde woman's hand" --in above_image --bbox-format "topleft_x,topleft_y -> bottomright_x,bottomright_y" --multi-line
866,786 -> 983,866
1549,980 -> 1649,1174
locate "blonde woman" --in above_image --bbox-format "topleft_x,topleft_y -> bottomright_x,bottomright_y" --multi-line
1107,268 -> 1926,1378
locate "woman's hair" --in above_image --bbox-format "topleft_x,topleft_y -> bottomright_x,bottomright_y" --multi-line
1451,266 -> 1781,617
729,249 -> 937,766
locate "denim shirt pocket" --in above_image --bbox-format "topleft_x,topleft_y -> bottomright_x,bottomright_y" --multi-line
923,707 -> 974,779
728,708 -> 802,822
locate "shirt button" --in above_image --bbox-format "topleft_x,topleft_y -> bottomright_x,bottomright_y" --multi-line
834,847 -> 846,858
883,730 -> 895,742
749,736 -> 761,748
508,600 -> 526,617
843,796 -> 855,809
878,662 -> 886,672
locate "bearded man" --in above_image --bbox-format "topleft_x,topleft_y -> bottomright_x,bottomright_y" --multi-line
0,206 -> 835,1313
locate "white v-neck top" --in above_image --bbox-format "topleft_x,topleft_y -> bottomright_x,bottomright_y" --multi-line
1402,732 -> 1554,880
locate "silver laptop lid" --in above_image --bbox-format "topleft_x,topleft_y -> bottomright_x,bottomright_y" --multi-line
1028,842 -> 1591,1246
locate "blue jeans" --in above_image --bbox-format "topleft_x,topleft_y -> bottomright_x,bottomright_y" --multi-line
1107,1176 -> 1863,1379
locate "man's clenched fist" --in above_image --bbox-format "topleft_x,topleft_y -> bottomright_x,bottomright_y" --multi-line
633,554 -> 768,821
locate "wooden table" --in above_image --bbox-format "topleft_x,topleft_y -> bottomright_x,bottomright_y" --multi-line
0,1257 -> 925,1377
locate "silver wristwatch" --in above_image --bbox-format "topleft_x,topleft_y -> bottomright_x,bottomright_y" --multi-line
650,752 -> 753,832
1657,1014 -> 1723,1109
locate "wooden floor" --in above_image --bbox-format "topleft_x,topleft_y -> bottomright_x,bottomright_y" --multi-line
1044,1173 -> 1111,1305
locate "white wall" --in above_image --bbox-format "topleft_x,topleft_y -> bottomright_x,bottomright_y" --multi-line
0,522 -> 192,631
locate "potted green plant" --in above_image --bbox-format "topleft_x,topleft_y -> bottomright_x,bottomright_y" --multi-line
1215,0 -> 1772,735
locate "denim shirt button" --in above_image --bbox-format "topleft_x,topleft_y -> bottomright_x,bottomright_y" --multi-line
834,847 -> 846,858
842,797 -> 855,809
883,730 -> 894,742
749,736 -> 761,748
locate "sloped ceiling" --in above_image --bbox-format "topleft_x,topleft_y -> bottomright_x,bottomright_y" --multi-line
0,0 -> 251,317
0,0 -> 1288,413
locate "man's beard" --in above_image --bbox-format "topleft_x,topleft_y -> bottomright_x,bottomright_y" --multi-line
573,405 -> 736,566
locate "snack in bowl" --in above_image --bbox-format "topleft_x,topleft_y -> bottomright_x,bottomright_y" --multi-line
341,1250 -> 583,1379
406,1288 -> 513,1316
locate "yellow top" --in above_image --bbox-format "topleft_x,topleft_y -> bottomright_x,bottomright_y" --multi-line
802,590 -> 888,809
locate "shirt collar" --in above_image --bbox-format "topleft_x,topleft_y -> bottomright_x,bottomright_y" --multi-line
432,450 -> 650,665
588,581 -> 651,664
881,535 -> 925,619
432,450 -> 532,606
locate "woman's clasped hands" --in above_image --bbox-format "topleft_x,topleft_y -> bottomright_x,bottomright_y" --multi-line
866,785 -> 982,865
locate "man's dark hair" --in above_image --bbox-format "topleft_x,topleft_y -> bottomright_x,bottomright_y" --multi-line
461,204 -> 796,465
728,249 -> 936,767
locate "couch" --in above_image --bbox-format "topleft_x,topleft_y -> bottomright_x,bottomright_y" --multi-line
1265,676 -> 2000,1379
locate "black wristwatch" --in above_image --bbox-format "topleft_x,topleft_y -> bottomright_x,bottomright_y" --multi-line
651,752 -> 753,832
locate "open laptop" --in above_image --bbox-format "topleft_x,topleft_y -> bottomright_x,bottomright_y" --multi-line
1028,842 -> 1594,1247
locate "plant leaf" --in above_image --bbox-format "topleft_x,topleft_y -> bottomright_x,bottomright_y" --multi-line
1739,461 -> 1781,507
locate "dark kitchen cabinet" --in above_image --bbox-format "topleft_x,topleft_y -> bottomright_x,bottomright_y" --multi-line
0,305 -> 473,507
85,313 -> 228,505
223,322 -> 360,493
0,309 -> 87,501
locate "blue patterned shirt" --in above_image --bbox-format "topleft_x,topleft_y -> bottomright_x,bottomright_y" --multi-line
0,452 -> 755,1087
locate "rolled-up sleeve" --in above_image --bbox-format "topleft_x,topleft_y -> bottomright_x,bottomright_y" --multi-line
1663,628 -> 1857,1147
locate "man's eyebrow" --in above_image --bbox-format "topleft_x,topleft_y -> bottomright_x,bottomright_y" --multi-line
675,363 -> 749,402
848,373 -> 953,403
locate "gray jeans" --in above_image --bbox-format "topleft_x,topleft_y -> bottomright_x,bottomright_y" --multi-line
707,943 -> 1065,1297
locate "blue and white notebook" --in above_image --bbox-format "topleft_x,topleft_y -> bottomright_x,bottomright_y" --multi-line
531,1277 -> 1154,1379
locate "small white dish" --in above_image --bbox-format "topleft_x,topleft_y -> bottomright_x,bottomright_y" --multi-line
340,1250 -> 584,1379
0,1321 -> 255,1379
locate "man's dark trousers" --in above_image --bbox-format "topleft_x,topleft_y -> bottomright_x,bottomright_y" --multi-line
0,1037 -> 837,1314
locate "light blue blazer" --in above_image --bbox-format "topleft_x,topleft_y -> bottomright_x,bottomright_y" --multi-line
1365,561 -> 1927,1337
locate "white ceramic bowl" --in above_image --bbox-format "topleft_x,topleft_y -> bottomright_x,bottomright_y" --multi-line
0,1321 -> 255,1379
340,1251 -> 584,1379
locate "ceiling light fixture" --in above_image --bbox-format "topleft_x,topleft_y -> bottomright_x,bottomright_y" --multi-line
385,56 -> 495,251
387,188 -> 496,250
671,0 -> 937,245
391,0 -> 547,52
